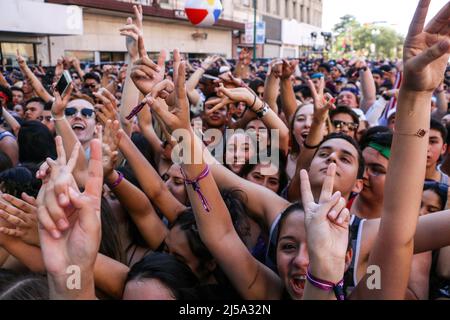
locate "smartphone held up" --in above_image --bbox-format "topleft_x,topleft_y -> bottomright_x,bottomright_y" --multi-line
55,70 -> 73,97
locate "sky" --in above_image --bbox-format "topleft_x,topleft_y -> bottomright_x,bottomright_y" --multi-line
322,0 -> 448,35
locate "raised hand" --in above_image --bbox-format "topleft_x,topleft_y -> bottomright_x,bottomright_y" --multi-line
122,5 -> 143,60
146,62 -> 190,133
37,136 -> 81,238
0,193 -> 39,247
93,88 -> 119,126
215,71 -> 245,88
122,23 -> 167,96
51,83 -> 74,118
206,84 -> 256,114
300,163 -> 350,283
37,136 -> 103,299
268,59 -> 283,78
201,55 -> 221,71
280,59 -> 299,80
402,0 -> 450,93
307,77 -> 335,121
16,50 -> 26,68
102,120 -> 120,178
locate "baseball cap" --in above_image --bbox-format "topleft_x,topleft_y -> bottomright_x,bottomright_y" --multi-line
311,73 -> 324,80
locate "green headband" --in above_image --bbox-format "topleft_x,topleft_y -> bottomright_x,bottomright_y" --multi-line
368,142 -> 391,159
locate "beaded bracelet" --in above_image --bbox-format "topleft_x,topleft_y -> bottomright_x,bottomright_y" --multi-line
306,268 -> 345,301
180,165 -> 211,213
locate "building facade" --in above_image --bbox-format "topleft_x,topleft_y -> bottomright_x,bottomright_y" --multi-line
0,0 -> 325,66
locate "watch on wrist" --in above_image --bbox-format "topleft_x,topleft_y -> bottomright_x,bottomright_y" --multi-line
255,102 -> 270,119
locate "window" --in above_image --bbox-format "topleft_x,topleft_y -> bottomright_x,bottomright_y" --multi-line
265,0 -> 271,13
65,50 -> 95,63
0,42 -> 35,66
100,52 -> 126,63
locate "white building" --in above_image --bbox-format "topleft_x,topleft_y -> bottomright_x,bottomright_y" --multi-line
0,0 -> 325,65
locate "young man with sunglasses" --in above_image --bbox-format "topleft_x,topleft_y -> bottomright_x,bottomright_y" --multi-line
83,72 -> 101,93
65,98 -> 96,151
329,106 -> 360,140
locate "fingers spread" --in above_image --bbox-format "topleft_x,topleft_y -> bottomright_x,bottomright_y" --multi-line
407,0 -> 431,37
424,1 -> 450,34
413,39 -> 450,70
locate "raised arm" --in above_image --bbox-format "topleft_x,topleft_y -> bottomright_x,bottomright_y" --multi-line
117,125 -> 186,223
287,78 -> 334,202
16,51 -> 53,103
352,0 -> 450,300
117,5 -> 144,136
211,85 -> 290,156
103,120 -> 168,249
263,61 -> 281,113
0,71 -> 9,88
431,83 -> 448,120
1,107 -> 21,136
186,55 -> 220,106
355,59 -> 377,112
150,62 -> 283,300
279,60 -> 300,122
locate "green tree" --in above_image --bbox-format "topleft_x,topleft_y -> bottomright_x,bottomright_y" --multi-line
333,15 -> 359,34
332,16 -> 404,59
332,15 -> 360,53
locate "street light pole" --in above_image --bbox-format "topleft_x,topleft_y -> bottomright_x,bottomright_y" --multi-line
253,0 -> 257,61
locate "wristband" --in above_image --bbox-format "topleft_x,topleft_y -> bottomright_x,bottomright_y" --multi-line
255,102 -> 269,119
249,94 -> 257,110
180,165 -> 211,213
306,268 -> 345,301
107,171 -> 124,189
51,113 -> 65,121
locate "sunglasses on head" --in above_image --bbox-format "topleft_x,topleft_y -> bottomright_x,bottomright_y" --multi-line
64,107 -> 95,119
332,120 -> 359,131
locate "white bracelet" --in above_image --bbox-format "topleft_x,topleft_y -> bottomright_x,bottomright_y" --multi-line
51,113 -> 65,121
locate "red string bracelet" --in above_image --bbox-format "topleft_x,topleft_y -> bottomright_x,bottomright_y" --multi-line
180,165 -> 211,213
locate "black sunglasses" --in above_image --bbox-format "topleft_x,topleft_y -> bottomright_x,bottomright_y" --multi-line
332,120 -> 359,132
65,107 -> 95,118
84,83 -> 97,89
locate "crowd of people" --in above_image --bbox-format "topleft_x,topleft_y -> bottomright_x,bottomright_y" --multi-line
0,0 -> 449,300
